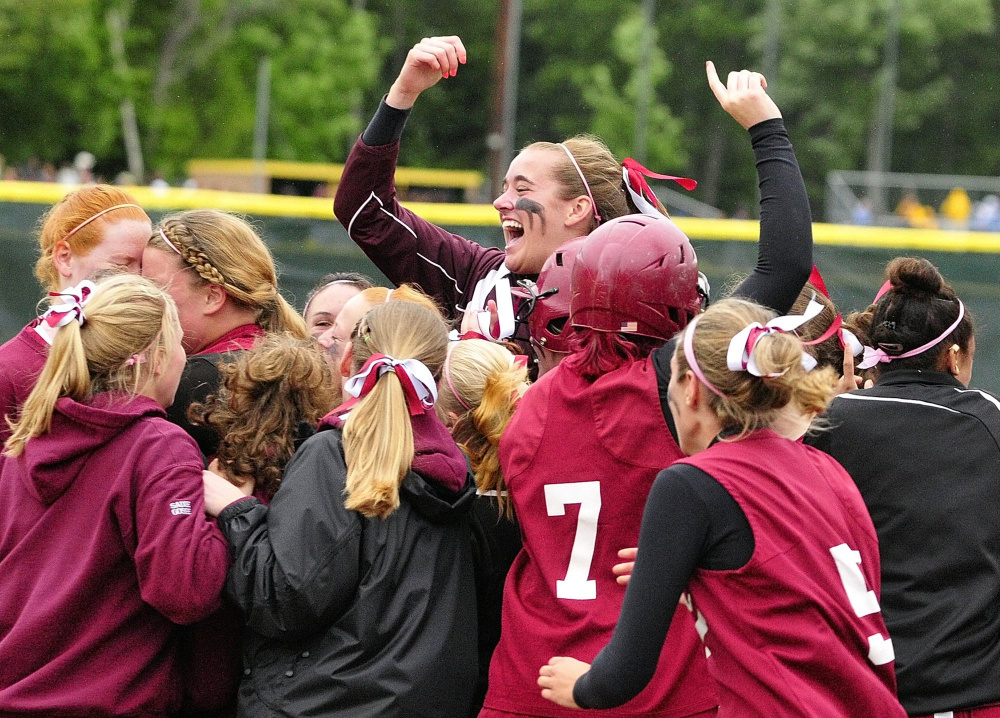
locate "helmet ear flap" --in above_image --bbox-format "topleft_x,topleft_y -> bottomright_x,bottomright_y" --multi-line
569,214 -> 701,340
526,237 -> 587,354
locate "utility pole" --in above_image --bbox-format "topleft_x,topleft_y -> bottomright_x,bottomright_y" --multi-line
866,0 -> 901,215
488,0 -> 523,199
252,56 -> 272,195
106,4 -> 144,182
762,0 -> 781,102
633,0 -> 656,164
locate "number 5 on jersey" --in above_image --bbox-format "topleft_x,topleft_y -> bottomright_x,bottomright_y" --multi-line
829,543 -> 895,666
545,481 -> 602,600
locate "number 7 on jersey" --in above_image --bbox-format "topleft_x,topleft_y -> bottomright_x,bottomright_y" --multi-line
544,481 -> 602,600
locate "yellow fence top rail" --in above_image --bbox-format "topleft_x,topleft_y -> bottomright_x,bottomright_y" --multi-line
3,181 -> 1000,253
186,159 -> 484,190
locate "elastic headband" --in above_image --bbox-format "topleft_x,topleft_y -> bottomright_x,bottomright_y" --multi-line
157,227 -> 183,256
682,315 -> 725,398
858,299 -> 965,370
302,279 -> 365,318
558,144 -> 600,225
61,204 -> 142,243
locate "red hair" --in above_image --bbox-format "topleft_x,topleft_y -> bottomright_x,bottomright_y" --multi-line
35,185 -> 149,291
563,327 -> 662,382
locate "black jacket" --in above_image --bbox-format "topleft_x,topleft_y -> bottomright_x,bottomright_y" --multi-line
808,370 -> 1000,715
218,422 -> 479,718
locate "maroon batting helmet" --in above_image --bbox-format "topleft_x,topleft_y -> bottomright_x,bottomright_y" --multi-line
570,214 -> 700,340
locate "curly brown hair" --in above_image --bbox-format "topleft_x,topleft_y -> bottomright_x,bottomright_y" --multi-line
189,334 -> 339,500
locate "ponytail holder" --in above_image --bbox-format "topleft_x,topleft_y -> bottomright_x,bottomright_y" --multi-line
726,299 -> 823,377
344,353 -> 438,416
622,158 -> 697,217
124,354 -> 147,367
42,280 -> 97,329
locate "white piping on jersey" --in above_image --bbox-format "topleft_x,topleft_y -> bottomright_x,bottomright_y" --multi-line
837,393 -> 962,415
477,489 -> 509,497
415,252 -> 463,295
953,387 -> 1000,414
347,191 -> 463,296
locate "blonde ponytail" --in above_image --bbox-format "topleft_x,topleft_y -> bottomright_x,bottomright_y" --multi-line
342,301 -> 449,518
438,339 -> 527,517
6,275 -> 179,456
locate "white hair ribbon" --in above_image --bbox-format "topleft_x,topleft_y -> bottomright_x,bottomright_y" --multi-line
726,298 -> 824,377
344,353 -> 438,414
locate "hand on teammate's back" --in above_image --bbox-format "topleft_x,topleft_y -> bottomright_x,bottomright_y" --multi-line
613,547 -> 637,586
706,60 -> 781,129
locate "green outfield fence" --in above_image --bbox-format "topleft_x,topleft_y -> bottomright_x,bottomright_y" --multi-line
2,182 -> 999,393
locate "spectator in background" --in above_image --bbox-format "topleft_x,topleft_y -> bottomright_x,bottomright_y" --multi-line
971,194 -> 1000,232
940,187 -> 972,229
851,197 -> 874,225
896,191 -> 938,229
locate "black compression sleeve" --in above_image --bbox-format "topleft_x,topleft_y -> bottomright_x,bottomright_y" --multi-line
573,465 -> 752,709
653,338 -> 680,444
731,118 -> 813,314
361,97 -> 411,146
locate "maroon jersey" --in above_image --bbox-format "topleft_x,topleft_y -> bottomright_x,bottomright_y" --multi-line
483,359 -> 718,717
677,431 -> 905,718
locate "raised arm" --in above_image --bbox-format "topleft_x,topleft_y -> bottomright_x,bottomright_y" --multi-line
333,36 -> 504,317
706,61 -> 813,314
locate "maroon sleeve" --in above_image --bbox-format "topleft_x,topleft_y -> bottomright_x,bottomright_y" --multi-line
128,420 -> 230,625
333,136 -> 504,318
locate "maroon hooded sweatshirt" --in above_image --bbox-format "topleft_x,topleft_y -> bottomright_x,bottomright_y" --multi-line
0,321 -> 49,444
0,393 -> 230,717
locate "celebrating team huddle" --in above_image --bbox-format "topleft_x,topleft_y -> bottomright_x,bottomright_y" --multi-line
1,33 -> 999,718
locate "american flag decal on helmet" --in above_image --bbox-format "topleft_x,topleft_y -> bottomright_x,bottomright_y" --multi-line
621,321 -> 638,332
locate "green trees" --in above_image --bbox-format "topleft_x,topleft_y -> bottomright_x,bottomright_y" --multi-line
0,0 -> 379,178
1,0 -> 996,214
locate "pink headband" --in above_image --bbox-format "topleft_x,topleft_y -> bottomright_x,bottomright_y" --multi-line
444,341 -> 472,412
558,144 -> 601,225
157,227 -> 183,256
344,353 -> 438,416
62,204 -> 142,243
858,299 -> 965,370
683,315 -> 725,398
